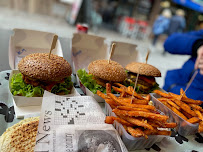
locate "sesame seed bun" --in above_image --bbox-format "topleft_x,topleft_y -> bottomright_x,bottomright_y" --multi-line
88,59 -> 127,82
18,53 -> 72,82
125,62 -> 161,77
0,117 -> 39,152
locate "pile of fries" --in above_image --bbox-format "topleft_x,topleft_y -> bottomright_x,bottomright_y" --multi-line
154,89 -> 203,133
97,83 -> 177,139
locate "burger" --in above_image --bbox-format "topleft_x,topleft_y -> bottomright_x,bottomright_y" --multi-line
77,59 -> 127,94
124,62 -> 161,94
11,53 -> 73,97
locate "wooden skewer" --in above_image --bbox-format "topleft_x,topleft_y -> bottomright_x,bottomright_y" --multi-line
108,43 -> 116,63
49,35 -> 58,59
131,50 -> 150,104
145,50 -> 150,64
131,66 -> 140,104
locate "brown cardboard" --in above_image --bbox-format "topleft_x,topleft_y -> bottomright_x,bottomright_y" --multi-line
72,33 -> 108,73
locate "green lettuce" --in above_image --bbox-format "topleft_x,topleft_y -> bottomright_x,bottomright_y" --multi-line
77,69 -> 106,94
11,73 -> 44,97
51,76 -> 73,94
11,73 -> 73,97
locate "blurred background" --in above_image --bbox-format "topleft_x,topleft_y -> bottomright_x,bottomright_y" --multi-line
0,0 -> 203,87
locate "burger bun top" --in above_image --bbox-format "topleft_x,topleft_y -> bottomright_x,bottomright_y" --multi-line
18,53 -> 72,81
125,62 -> 161,77
88,59 -> 127,82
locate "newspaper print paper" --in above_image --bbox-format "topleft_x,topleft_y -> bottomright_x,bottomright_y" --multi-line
34,91 -> 127,152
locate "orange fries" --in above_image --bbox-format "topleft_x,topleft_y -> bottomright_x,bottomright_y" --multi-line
97,83 -> 177,138
153,89 -> 203,133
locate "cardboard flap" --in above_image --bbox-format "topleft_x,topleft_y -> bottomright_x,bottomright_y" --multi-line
9,29 -> 63,70
110,41 -> 141,67
72,33 -> 108,71
13,29 -> 55,48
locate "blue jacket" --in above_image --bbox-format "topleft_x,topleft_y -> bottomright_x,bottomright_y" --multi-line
152,16 -> 170,35
167,15 -> 186,36
163,30 -> 203,101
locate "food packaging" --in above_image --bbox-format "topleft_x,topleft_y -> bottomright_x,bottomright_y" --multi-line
72,33 -> 141,102
151,93 -> 199,136
105,102 -> 167,150
8,29 -> 79,117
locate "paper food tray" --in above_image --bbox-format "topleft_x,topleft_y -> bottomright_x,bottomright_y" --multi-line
9,70 -> 79,107
151,93 -> 199,136
105,102 -> 167,150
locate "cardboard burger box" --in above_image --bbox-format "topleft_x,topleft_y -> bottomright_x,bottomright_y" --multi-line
8,29 -> 79,109
72,33 -> 141,102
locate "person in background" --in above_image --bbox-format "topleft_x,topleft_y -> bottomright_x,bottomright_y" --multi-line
167,9 -> 186,36
163,30 -> 203,101
195,45 -> 203,75
152,9 -> 172,46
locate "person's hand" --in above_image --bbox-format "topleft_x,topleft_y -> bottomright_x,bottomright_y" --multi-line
195,45 -> 203,75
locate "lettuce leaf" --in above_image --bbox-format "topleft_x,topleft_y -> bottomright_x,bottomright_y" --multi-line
11,73 -> 73,97
51,76 -> 73,94
77,69 -> 106,94
11,73 -> 44,97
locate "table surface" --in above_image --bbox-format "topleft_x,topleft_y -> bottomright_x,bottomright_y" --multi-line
0,29 -> 203,152
1,70 -> 203,152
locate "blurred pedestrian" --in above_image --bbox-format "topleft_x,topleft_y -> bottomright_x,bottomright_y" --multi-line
167,9 -> 186,36
163,30 -> 203,101
152,9 -> 172,46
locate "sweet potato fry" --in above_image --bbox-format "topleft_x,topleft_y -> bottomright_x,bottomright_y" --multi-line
168,92 -> 183,101
180,88 -> 187,98
127,127 -> 146,138
114,83 -> 125,88
170,98 -> 182,107
189,104 -> 203,113
119,115 -> 154,130
105,116 -> 115,124
113,108 -> 169,122
194,110 -> 203,121
112,86 -> 123,93
163,122 -> 177,128
167,100 -> 180,110
118,97 -> 148,105
132,99 -> 149,105
145,94 -> 151,101
126,90 -> 144,100
171,107 -> 187,120
117,106 -> 150,112
127,86 -> 134,93
147,121 -> 160,128
187,117 -> 200,124
154,90 -> 171,98
105,116 -> 133,127
158,99 -> 172,109
127,111 -> 169,122
181,110 -> 193,119
108,93 -> 155,110
97,90 -> 108,99
119,87 -> 126,97
105,99 -> 118,107
148,119 -> 177,128
110,104 -> 116,109
156,130 -> 171,136
198,121 -> 203,133
106,83 -> 112,94
182,97 -> 203,105
179,102 -> 197,117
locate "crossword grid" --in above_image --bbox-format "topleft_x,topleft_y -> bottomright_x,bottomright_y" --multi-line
54,97 -> 86,125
